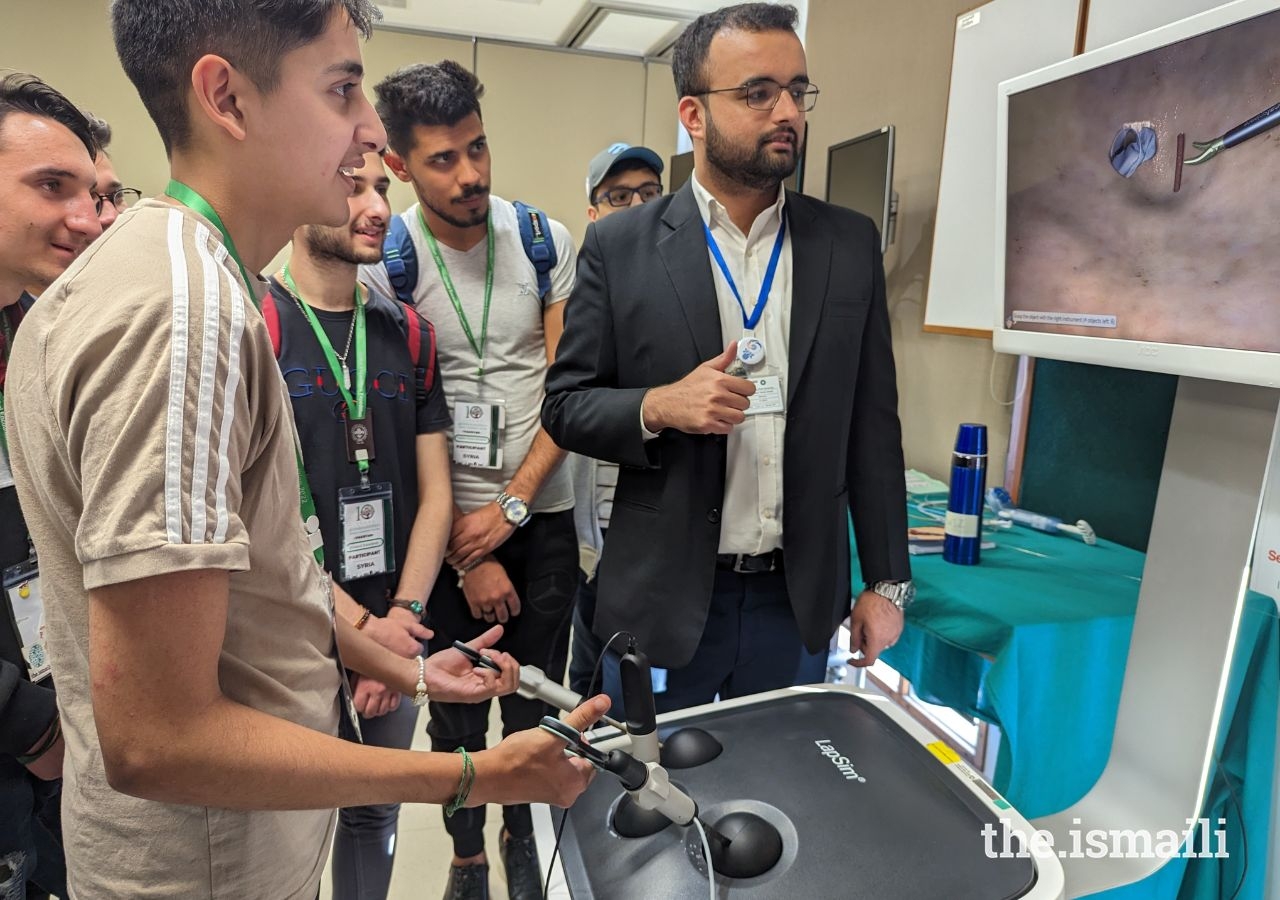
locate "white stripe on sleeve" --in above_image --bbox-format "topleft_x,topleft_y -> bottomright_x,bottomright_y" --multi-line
164,209 -> 190,544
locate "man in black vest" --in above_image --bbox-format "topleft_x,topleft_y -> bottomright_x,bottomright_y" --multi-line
544,3 -> 914,711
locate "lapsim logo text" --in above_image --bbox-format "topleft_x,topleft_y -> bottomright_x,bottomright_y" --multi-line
815,739 -> 865,782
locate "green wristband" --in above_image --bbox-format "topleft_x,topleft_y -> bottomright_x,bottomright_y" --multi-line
445,747 -> 475,817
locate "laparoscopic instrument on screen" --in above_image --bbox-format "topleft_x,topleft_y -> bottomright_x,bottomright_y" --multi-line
985,488 -> 1097,545
1183,99 -> 1280,165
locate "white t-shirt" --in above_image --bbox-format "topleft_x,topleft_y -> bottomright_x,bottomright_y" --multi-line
362,196 -> 576,513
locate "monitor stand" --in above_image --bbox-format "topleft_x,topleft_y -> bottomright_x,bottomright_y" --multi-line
1034,376 -> 1279,896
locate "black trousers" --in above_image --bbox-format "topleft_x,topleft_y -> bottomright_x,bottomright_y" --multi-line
425,509 -> 577,858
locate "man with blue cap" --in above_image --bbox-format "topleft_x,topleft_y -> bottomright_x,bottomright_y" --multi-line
570,143 -> 666,700
585,142 -> 665,223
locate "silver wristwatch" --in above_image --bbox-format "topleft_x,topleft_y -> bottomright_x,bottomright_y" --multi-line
496,491 -> 531,528
867,580 -> 915,611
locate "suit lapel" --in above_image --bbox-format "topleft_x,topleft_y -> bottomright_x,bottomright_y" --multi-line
786,194 -> 831,404
658,184 -> 723,362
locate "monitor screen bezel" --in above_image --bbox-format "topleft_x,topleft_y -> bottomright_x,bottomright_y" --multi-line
992,0 -> 1279,389
825,125 -> 895,254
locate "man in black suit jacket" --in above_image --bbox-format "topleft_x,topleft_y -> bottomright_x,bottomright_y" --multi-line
543,3 -> 913,710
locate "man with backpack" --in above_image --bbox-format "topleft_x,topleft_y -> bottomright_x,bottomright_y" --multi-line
265,149 -> 450,900
360,61 -> 578,900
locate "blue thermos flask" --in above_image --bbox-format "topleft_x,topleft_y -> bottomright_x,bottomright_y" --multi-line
943,423 -> 988,565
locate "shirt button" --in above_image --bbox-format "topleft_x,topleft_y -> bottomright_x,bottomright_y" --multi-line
707,508 -> 721,525
763,509 -> 774,520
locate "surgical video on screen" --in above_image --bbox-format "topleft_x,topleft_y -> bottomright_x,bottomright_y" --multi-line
1003,8 -> 1280,354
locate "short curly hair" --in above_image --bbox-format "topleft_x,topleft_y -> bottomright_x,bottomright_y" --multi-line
375,61 -> 483,156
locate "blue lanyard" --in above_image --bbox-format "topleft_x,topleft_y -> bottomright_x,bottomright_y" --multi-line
702,215 -> 787,331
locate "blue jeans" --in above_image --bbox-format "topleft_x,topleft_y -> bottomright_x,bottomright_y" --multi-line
0,765 -> 65,900
601,567 -> 828,717
329,694 -> 419,900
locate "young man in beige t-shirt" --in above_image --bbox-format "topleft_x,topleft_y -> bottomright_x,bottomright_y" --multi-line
4,2 -> 605,898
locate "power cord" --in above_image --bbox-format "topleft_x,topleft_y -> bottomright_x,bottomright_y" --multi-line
1214,752 -> 1247,900
542,630 -> 635,898
691,817 -> 718,900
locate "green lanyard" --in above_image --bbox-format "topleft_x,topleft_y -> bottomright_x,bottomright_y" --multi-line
418,206 -> 494,379
280,266 -> 371,477
165,180 -> 325,565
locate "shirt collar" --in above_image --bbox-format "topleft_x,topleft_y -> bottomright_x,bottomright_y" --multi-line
690,171 -> 787,239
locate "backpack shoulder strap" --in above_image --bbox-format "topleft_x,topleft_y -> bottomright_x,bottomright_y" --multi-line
513,200 -> 558,302
382,215 -> 418,306
261,288 -> 282,358
398,301 -> 437,393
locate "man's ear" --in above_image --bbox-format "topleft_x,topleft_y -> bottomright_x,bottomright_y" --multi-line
189,54 -> 252,143
678,96 -> 706,143
586,205 -> 599,223
384,150 -> 414,184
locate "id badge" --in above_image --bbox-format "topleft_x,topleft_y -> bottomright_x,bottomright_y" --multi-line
3,557 -> 50,682
338,482 -> 395,582
345,407 -> 376,466
320,576 -> 363,742
745,371 -> 786,416
452,398 -> 505,469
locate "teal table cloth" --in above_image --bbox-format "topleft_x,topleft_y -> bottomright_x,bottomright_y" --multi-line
851,510 -> 1277,899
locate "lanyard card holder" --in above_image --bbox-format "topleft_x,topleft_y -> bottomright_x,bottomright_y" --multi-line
745,370 -> 785,416
452,398 -> 506,469
337,481 -> 395,582
731,335 -> 785,417
3,556 -> 50,682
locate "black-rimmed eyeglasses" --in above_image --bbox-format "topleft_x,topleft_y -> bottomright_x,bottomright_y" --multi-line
593,183 -> 664,208
696,79 -> 820,113
93,188 -> 142,216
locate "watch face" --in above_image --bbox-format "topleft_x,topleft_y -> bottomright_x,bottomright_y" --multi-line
503,498 -> 529,524
409,600 -> 424,616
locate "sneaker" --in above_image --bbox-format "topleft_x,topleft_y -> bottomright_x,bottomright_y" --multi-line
443,862 -> 490,900
500,831 -> 544,900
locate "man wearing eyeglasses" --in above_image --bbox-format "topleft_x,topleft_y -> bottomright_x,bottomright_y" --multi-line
545,3 -> 912,713
84,114 -> 141,232
567,143 -> 665,700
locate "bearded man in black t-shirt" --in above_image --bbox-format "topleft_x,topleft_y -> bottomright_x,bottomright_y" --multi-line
268,150 -> 452,900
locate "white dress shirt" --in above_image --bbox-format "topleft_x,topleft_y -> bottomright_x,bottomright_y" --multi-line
692,174 -> 791,555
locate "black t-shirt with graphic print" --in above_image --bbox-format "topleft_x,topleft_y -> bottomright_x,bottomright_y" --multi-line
269,278 -> 451,613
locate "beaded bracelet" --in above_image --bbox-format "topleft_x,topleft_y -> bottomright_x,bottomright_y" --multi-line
445,747 -> 475,817
16,717 -> 61,766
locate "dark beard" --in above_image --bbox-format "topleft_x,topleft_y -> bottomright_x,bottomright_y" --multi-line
425,185 -> 490,229
704,109 -> 798,191
303,226 -> 378,266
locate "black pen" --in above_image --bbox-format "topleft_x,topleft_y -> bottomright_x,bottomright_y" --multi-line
452,639 -> 503,672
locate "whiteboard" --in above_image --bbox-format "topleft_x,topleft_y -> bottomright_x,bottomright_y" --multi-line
1083,0 -> 1241,49
923,0 -> 1081,335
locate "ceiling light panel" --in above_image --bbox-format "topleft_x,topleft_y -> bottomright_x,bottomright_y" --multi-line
578,10 -> 682,55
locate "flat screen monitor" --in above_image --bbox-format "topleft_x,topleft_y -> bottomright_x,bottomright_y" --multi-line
994,0 -> 1280,388
668,126 -> 808,195
669,150 -> 695,194
825,126 -> 895,253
